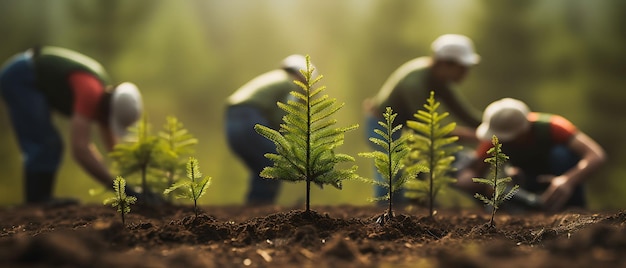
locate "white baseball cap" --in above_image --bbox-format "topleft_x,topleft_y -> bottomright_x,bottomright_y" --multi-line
476,98 -> 531,142
110,82 -> 143,138
431,34 -> 481,67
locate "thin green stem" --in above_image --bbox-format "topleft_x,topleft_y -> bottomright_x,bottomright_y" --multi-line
387,115 -> 393,219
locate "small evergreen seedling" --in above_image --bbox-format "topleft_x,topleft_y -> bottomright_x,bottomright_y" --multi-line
405,91 -> 461,218
158,116 -> 198,193
254,55 -> 359,212
473,135 -> 519,227
104,176 -> 137,225
360,107 -> 422,221
164,157 -> 211,218
109,114 -> 162,196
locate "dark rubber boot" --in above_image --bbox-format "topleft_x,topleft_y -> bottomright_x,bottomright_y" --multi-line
24,172 -> 55,203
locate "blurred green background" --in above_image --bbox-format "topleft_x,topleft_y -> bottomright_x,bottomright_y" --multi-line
1,0 -> 625,209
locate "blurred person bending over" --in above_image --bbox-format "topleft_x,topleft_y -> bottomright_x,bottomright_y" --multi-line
456,98 -> 606,212
363,34 -> 483,200
0,46 -> 143,205
225,54 -> 314,205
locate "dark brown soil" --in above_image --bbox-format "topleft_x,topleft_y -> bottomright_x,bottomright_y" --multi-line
1,203 -> 626,267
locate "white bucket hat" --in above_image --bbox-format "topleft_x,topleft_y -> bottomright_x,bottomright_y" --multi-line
110,82 -> 143,138
476,98 -> 531,142
431,34 -> 481,67
281,54 -> 318,79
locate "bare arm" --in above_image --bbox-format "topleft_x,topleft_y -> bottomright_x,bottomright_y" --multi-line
541,132 -> 607,211
70,113 -> 114,188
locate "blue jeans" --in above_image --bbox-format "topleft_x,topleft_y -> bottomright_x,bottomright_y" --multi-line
225,105 -> 281,204
525,145 -> 586,207
1,51 -> 63,202
0,52 -> 63,173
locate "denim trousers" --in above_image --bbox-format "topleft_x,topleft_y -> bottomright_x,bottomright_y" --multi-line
525,145 -> 586,207
225,105 -> 281,204
0,51 -> 63,174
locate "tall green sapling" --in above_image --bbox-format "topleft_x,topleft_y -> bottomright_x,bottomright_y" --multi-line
254,55 -> 359,212
360,107 -> 422,222
164,157 -> 211,218
405,91 -> 461,218
473,135 -> 519,227
104,176 -> 137,225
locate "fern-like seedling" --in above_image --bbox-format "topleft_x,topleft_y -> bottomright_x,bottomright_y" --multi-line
158,116 -> 198,194
405,91 -> 462,218
164,157 -> 211,218
254,55 -> 359,212
473,135 -> 519,227
359,107 -> 421,222
104,176 -> 137,225
109,114 -> 162,196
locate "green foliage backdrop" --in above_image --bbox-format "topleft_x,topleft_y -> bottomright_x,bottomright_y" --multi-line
1,0 -> 625,209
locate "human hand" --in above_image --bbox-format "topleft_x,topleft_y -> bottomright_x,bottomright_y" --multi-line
540,175 -> 575,212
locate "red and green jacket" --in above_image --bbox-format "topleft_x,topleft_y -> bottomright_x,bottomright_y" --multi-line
475,112 -> 579,181
33,46 -> 111,123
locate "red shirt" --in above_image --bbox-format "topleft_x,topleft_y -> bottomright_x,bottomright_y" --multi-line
68,71 -> 106,121
475,112 -> 578,160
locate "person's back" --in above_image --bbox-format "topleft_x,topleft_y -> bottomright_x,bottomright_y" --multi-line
364,34 -> 482,201
226,69 -> 296,129
32,46 -> 111,116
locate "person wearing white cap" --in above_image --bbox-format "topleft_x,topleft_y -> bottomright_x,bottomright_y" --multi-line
456,98 -> 606,211
225,54 -> 315,205
0,46 -> 143,205
363,34 -> 482,201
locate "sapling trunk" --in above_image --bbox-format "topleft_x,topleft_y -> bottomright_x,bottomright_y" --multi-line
306,179 -> 311,212
388,159 -> 393,219
387,119 -> 394,219
306,83 -> 312,213
428,144 -> 435,218
489,147 -> 500,226
118,188 -> 126,224
141,163 -> 148,196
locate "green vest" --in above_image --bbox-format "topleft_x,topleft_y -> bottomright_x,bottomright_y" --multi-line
33,46 -> 111,116
373,57 -> 481,127
227,69 -> 298,128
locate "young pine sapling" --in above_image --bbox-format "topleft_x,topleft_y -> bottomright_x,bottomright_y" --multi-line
104,176 -> 137,225
110,115 -> 197,202
164,157 -> 211,218
405,91 -> 462,218
158,116 -> 198,194
109,114 -> 162,198
360,107 -> 422,222
473,135 -> 519,227
254,55 -> 359,213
